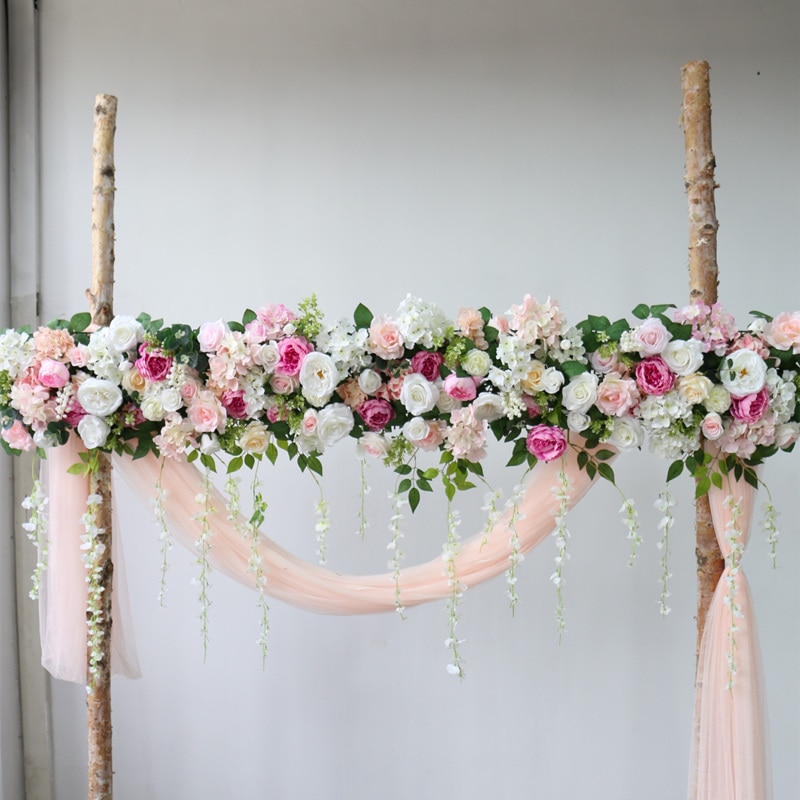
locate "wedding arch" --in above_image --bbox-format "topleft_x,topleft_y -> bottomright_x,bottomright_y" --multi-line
2,63 -> 795,800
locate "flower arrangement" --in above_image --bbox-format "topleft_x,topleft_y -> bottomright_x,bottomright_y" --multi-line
1,295 -> 798,498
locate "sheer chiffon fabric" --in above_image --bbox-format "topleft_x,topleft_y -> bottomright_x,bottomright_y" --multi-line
689,475 -> 771,800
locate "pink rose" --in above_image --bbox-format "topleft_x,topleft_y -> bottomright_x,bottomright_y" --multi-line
633,318 -> 672,356
269,373 -> 299,395
266,404 -> 286,424
367,316 -> 404,360
701,412 -> 724,440
135,345 -> 173,382
181,380 -> 199,400
411,351 -> 444,382
443,374 -> 478,402
244,319 -> 270,345
38,358 -> 70,389
416,419 -> 446,451
596,374 -> 640,417
764,311 -> 800,353
197,320 -> 227,352
357,398 -> 396,431
301,409 -> 318,435
590,349 -> 620,374
222,390 -> 248,419
635,357 -> 675,396
275,336 -> 312,377
69,346 -> 90,368
525,424 -> 568,462
2,420 -> 35,452
187,391 -> 226,433
730,387 -> 769,424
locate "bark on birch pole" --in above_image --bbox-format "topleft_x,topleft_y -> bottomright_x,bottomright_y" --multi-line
681,62 -> 722,662
86,93 -> 117,800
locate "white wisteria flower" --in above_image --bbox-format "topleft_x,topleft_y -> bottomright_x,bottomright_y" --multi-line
719,349 -> 767,397
400,373 -> 439,415
76,377 -> 123,417
77,414 -> 111,449
299,352 -> 339,407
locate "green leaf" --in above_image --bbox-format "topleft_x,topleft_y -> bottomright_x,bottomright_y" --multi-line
710,471 -> 723,490
631,303 -> 650,320
420,468 -> 439,480
749,310 -> 774,323
650,303 -> 676,317
743,468 -> 759,489
595,449 -> 615,461
560,360 -> 588,378
297,454 -> 307,472
69,312 -> 92,332
597,462 -> 615,484
244,453 -> 255,470
606,319 -> 630,341
586,461 -> 597,480
66,462 -> 87,476
408,487 -> 420,512
445,482 -> 456,502
506,450 -> 528,468
200,453 -> 217,472
587,314 -> 610,330
577,450 -> 589,470
227,456 -> 243,474
266,443 -> 278,465
353,303 -> 374,330
417,478 -> 433,492
398,478 -> 412,493
242,308 -> 257,325
395,464 -> 412,475
483,325 -> 499,344
695,476 -> 711,498
307,455 -> 323,476
666,460 -> 684,482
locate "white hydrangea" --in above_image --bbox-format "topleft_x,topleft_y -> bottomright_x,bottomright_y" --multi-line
86,327 -> 129,383
648,426 -> 701,460
0,329 -> 36,378
550,326 -> 587,364
316,319 -> 371,373
395,295 -> 451,349
766,368 -> 796,425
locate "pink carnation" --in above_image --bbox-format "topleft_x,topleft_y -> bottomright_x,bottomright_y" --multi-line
635,356 -> 675,396
135,344 -> 173,382
275,336 -> 312,377
525,424 -> 568,462
730,387 -> 769,424
357,398 -> 396,432
410,351 -> 444,382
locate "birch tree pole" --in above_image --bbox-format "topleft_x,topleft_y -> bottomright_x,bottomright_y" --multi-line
85,93 -> 117,800
681,62 -> 722,660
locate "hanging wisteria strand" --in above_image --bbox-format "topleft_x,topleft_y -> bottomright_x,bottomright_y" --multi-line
153,462 -> 172,607
21,462 -> 49,599
443,500 -> 465,678
551,463 -> 572,641
722,493 -> 745,690
655,488 -> 676,616
192,470 -> 215,660
81,490 -> 106,691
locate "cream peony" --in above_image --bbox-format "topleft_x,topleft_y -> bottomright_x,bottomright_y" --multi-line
719,349 -> 767,397
76,377 -> 123,417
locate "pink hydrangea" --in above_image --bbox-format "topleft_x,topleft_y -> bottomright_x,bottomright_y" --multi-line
2,420 -> 35,452
256,303 -> 294,340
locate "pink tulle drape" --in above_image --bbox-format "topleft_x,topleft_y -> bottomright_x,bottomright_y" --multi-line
688,474 -> 771,800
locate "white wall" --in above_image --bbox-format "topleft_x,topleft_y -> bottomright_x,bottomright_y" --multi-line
31,2 -> 799,798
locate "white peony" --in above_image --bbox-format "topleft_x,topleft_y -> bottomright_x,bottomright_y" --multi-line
399,373 -> 439,415
108,316 -> 144,353
719,349 -> 767,398
562,372 -> 599,414
76,377 -> 123,417
78,414 -> 110,449
299,353 -> 339,407
316,403 -> 354,448
661,339 -> 704,377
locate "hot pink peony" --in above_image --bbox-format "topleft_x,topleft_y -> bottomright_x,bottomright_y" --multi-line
410,351 -> 444,382
357,398 -> 396,431
135,344 -> 173,382
221,390 -> 248,419
635,357 -> 675,396
730,387 -> 770,424
275,336 -> 312,377
525,424 -> 568,462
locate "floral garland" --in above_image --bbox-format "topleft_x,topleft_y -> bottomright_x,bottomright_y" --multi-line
2,293 -> 798,674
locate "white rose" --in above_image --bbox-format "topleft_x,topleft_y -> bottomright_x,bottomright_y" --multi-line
435,389 -> 457,414
77,377 -> 123,417
255,342 -> 279,371
399,373 -> 439,415
562,372 -> 599,413
199,433 -> 220,455
160,386 -> 184,413
78,414 -> 110,449
661,339 -> 704,377
705,385 -> 732,414
567,411 -> 591,433
316,403 -> 354,448
701,412 -> 724,441
472,392 -> 504,422
606,417 -> 642,450
357,368 -> 383,396
719,349 -> 767,397
239,422 -> 271,454
140,394 -> 166,421
356,432 -> 389,459
461,349 -> 492,378
403,417 -> 430,443
676,373 -> 713,405
108,316 -> 144,353
299,352 -> 339,407
539,367 -> 565,395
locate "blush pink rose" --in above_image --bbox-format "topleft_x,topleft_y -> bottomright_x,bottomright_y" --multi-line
443,374 -> 478,402
525,424 -> 568,462
701,412 -> 725,440
367,316 -> 404,360
417,419 -> 447,451
764,311 -> 800,353
221,390 -> 248,419
730,387 -> 770,424
357,398 -> 396,431
410,351 -> 444,382
2,420 -> 35,452
301,409 -> 318,435
590,349 -> 620,374
275,336 -> 312,377
135,345 -> 173,382
69,346 -> 90,368
38,358 -> 70,389
266,405 -> 286,424
269,373 -> 299,395
596,374 -> 640,417
633,318 -> 672,356
197,320 -> 227,352
187,391 -> 226,433
635,356 -> 676,396
181,380 -> 199,400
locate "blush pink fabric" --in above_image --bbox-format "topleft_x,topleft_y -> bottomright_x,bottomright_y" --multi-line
688,475 -> 771,800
